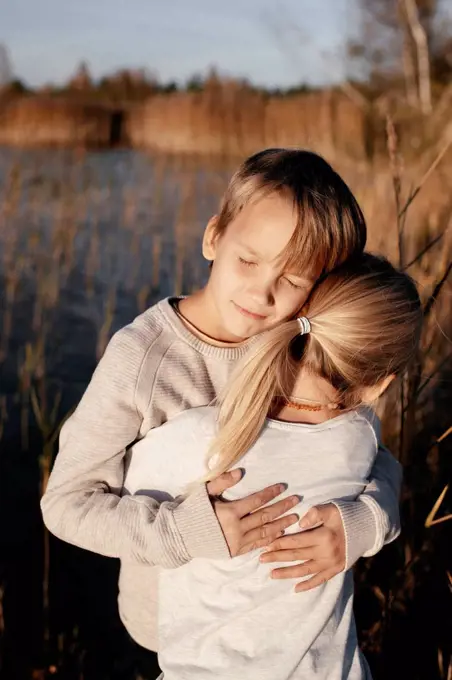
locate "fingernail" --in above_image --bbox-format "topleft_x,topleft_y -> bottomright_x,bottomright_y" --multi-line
291,496 -> 301,506
231,469 -> 241,480
300,518 -> 310,529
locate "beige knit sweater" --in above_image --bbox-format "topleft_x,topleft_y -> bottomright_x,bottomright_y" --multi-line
41,298 -> 402,651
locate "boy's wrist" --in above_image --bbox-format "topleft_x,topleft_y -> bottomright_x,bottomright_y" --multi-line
330,498 -> 383,569
172,484 -> 230,561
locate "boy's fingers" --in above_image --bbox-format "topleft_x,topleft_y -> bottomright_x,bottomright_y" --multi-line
265,528 -> 322,553
299,506 -> 324,529
260,546 -> 319,565
294,567 -> 340,592
233,484 -> 286,519
271,562 -> 316,580
239,517 -> 294,555
241,496 -> 299,532
206,469 -> 242,496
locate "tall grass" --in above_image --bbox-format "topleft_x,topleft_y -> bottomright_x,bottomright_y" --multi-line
0,137 -> 450,679
352,119 -> 452,680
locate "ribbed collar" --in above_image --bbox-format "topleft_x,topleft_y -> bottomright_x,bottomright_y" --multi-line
156,297 -> 259,361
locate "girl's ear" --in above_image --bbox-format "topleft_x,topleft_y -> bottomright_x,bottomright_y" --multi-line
361,374 -> 396,403
202,216 -> 220,261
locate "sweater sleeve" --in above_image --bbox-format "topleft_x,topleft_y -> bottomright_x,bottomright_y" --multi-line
331,415 -> 402,570
40,320 -> 229,567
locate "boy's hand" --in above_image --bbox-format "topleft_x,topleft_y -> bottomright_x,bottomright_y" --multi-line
259,503 -> 346,591
207,470 -> 300,558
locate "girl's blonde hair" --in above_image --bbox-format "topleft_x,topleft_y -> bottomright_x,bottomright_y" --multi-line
203,254 -> 422,482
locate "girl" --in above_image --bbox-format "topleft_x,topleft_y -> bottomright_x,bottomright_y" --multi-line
123,253 -> 422,679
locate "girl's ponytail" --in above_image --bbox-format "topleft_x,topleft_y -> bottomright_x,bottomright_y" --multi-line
202,320 -> 307,482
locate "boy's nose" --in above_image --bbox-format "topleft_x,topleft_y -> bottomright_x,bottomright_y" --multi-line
248,284 -> 274,307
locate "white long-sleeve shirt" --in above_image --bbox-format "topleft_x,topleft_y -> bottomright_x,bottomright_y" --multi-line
124,405 -> 380,679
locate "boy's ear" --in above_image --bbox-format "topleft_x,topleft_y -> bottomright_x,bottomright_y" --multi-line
202,216 -> 219,261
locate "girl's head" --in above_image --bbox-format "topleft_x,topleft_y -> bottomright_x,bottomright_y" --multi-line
204,253 -> 422,480
201,148 -> 367,341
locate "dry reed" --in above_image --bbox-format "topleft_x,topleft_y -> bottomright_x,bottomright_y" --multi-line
0,126 -> 450,678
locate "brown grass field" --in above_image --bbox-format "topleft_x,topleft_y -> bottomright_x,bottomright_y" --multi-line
0,102 -> 450,679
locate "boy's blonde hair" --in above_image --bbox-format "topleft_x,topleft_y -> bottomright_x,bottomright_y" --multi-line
203,254 -> 422,481
213,148 -> 367,276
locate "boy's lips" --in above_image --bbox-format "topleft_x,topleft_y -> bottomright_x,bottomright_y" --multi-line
233,302 -> 267,320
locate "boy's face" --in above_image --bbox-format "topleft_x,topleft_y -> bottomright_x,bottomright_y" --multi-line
203,193 -> 318,342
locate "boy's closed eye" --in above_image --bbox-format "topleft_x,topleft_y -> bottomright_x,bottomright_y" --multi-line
238,257 -> 257,268
238,256 -> 310,289
282,277 -> 304,290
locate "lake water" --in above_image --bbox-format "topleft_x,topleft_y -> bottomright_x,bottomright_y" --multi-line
0,147 -> 231,403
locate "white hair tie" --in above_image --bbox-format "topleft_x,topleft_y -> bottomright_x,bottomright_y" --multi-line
297,316 -> 311,335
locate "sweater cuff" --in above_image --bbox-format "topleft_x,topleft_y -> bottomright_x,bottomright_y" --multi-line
330,498 -> 382,570
172,484 -> 230,561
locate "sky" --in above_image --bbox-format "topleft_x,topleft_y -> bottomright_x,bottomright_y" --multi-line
1,0 -> 358,89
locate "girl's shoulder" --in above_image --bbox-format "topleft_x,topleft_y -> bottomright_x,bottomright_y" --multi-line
353,407 -> 382,452
164,405 -> 218,433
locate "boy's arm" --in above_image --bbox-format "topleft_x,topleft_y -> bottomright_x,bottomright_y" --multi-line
260,444 -> 402,588
41,322 -> 229,568
331,444 -> 402,569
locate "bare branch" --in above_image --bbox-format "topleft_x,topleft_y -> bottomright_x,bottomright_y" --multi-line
0,44 -> 13,88
415,353 -> 452,397
438,426 -> 452,444
399,135 -> 452,221
423,260 -> 452,320
263,5 -> 369,110
403,231 -> 444,270
386,115 -> 405,267
425,484 -> 452,528
402,0 -> 432,114
430,82 -> 452,129
400,0 -> 419,108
